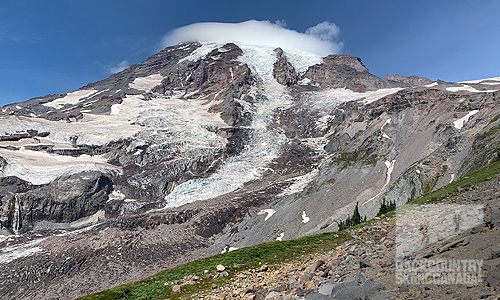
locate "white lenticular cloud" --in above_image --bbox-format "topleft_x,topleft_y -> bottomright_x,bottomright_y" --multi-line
161,20 -> 343,56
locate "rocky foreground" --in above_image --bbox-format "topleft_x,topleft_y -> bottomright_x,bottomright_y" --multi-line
167,174 -> 500,300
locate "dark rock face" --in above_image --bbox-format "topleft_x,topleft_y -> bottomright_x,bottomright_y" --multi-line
273,47 -> 297,86
0,172 -> 112,233
300,55 -> 388,92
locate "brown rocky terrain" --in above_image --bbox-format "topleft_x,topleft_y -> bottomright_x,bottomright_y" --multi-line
182,174 -> 500,300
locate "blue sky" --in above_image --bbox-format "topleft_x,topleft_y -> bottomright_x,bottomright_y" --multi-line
1,0 -> 499,106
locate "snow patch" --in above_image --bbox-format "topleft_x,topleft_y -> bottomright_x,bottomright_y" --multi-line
108,190 -> 126,202
129,74 -> 164,92
178,42 -> 221,64
357,88 -> 404,105
0,149 -> 120,185
278,169 -> 320,197
381,118 -> 392,139
453,110 -> 479,129
43,90 -> 98,109
258,209 -> 276,221
446,85 -> 496,93
450,174 -> 455,183
276,233 -> 284,241
459,77 -> 500,84
298,78 -> 312,85
302,211 -> 310,224
221,246 -> 239,254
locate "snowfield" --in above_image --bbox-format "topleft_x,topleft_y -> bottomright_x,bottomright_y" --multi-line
42,90 -> 98,109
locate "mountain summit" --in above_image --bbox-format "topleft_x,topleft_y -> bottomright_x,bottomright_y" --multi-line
0,42 -> 499,299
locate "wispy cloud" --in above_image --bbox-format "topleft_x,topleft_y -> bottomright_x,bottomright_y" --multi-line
161,20 -> 343,56
108,60 -> 129,73
305,21 -> 341,42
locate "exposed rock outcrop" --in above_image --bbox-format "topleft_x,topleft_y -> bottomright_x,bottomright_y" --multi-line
273,47 -> 297,86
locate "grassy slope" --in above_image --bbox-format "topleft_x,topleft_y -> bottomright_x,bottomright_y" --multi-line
78,160 -> 500,300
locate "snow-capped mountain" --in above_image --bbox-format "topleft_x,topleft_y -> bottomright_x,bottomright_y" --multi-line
1,41 -> 499,299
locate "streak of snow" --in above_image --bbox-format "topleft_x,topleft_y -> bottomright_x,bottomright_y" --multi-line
425,82 -> 438,87
460,77 -> 500,84
365,160 -> 396,204
258,209 -> 276,221
446,85 -> 496,93
178,42 -> 221,63
450,174 -> 455,183
278,169 -> 320,197
357,88 -> 404,105
42,90 -> 98,109
381,118 -> 392,139
302,211 -> 310,223
276,233 -> 284,241
0,245 -> 47,265
383,160 -> 395,188
453,110 -> 479,129
129,74 -> 164,92
0,236 -> 50,264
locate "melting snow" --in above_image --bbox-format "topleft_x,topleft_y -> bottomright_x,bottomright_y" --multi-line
108,190 -> 126,202
446,85 -> 496,93
178,42 -> 221,63
0,150 -> 119,185
258,209 -> 276,221
0,238 -> 48,265
129,74 -> 164,92
221,246 -> 239,254
278,169 -> 320,197
357,88 -> 404,105
454,110 -> 479,129
276,233 -> 284,241
43,90 -> 98,109
450,174 -> 455,183
298,78 -> 312,85
365,160 -> 396,204
302,211 -> 310,223
381,118 -> 392,139
460,77 -> 500,84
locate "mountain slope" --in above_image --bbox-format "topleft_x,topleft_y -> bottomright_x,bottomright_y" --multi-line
0,41 -> 499,299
